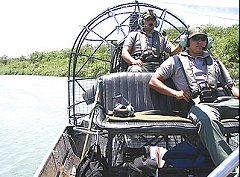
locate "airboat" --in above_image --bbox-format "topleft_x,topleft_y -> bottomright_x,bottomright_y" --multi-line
34,1 -> 239,177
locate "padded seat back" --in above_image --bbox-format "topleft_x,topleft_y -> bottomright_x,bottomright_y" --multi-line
99,72 -> 176,115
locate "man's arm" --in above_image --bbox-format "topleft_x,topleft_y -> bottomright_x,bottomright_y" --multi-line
149,72 -> 191,102
217,60 -> 239,98
121,46 -> 143,66
121,46 -> 136,64
230,84 -> 239,98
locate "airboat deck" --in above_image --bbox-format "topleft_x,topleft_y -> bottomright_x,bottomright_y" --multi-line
34,1 -> 239,177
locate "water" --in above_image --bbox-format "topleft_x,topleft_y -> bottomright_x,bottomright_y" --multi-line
0,75 -> 69,177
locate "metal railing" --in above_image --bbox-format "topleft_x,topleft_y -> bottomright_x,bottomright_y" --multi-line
208,147 -> 239,177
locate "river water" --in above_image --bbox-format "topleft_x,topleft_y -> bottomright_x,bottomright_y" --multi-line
0,75 -> 69,177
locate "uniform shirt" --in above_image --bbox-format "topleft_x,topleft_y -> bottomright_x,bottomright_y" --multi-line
156,51 -> 234,92
123,29 -> 173,58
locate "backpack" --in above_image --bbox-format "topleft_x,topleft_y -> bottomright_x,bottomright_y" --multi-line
162,141 -> 214,168
76,144 -> 108,177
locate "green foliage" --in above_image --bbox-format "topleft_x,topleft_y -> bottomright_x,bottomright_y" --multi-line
0,25 -> 239,86
0,49 -> 70,77
207,25 -> 239,86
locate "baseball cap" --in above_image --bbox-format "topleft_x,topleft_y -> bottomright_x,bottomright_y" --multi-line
142,9 -> 157,19
188,25 -> 208,38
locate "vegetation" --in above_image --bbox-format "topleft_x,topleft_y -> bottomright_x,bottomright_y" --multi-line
0,25 -> 239,85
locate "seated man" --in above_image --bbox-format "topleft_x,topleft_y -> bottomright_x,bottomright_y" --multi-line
149,25 -> 239,166
121,9 -> 181,72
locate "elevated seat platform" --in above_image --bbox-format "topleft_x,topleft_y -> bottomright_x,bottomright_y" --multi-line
95,108 -> 198,134
85,72 -> 238,176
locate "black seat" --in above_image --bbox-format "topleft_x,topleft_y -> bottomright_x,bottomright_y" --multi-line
94,72 -> 238,134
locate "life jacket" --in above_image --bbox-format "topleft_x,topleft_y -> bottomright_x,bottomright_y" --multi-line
132,30 -> 166,63
174,53 -> 218,98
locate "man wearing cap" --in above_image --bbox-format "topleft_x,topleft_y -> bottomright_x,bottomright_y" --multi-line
149,25 -> 239,167
122,9 -> 182,72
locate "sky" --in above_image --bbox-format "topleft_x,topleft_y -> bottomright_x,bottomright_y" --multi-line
0,0 -> 239,58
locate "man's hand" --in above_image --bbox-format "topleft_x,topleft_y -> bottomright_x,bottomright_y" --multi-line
132,59 -> 144,66
174,89 -> 192,102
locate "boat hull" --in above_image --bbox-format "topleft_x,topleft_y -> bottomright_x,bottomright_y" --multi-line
34,126 -> 82,177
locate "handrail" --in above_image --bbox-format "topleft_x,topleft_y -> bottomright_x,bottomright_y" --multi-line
207,147 -> 239,177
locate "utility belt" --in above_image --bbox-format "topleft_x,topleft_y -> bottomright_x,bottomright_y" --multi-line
199,87 -> 217,103
198,82 -> 232,103
133,54 -> 161,63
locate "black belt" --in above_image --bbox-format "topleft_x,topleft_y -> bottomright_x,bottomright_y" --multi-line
142,56 -> 161,63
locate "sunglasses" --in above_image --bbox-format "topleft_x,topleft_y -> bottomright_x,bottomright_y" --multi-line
191,35 -> 207,41
145,17 -> 156,21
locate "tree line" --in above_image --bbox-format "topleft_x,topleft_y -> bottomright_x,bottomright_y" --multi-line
0,24 -> 239,86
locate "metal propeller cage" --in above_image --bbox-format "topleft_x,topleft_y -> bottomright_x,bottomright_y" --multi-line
67,1 -> 188,126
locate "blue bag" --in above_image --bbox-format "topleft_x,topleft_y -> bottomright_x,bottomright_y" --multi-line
162,141 -> 214,168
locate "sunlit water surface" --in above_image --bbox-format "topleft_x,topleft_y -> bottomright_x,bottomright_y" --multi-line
0,75 -> 68,177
